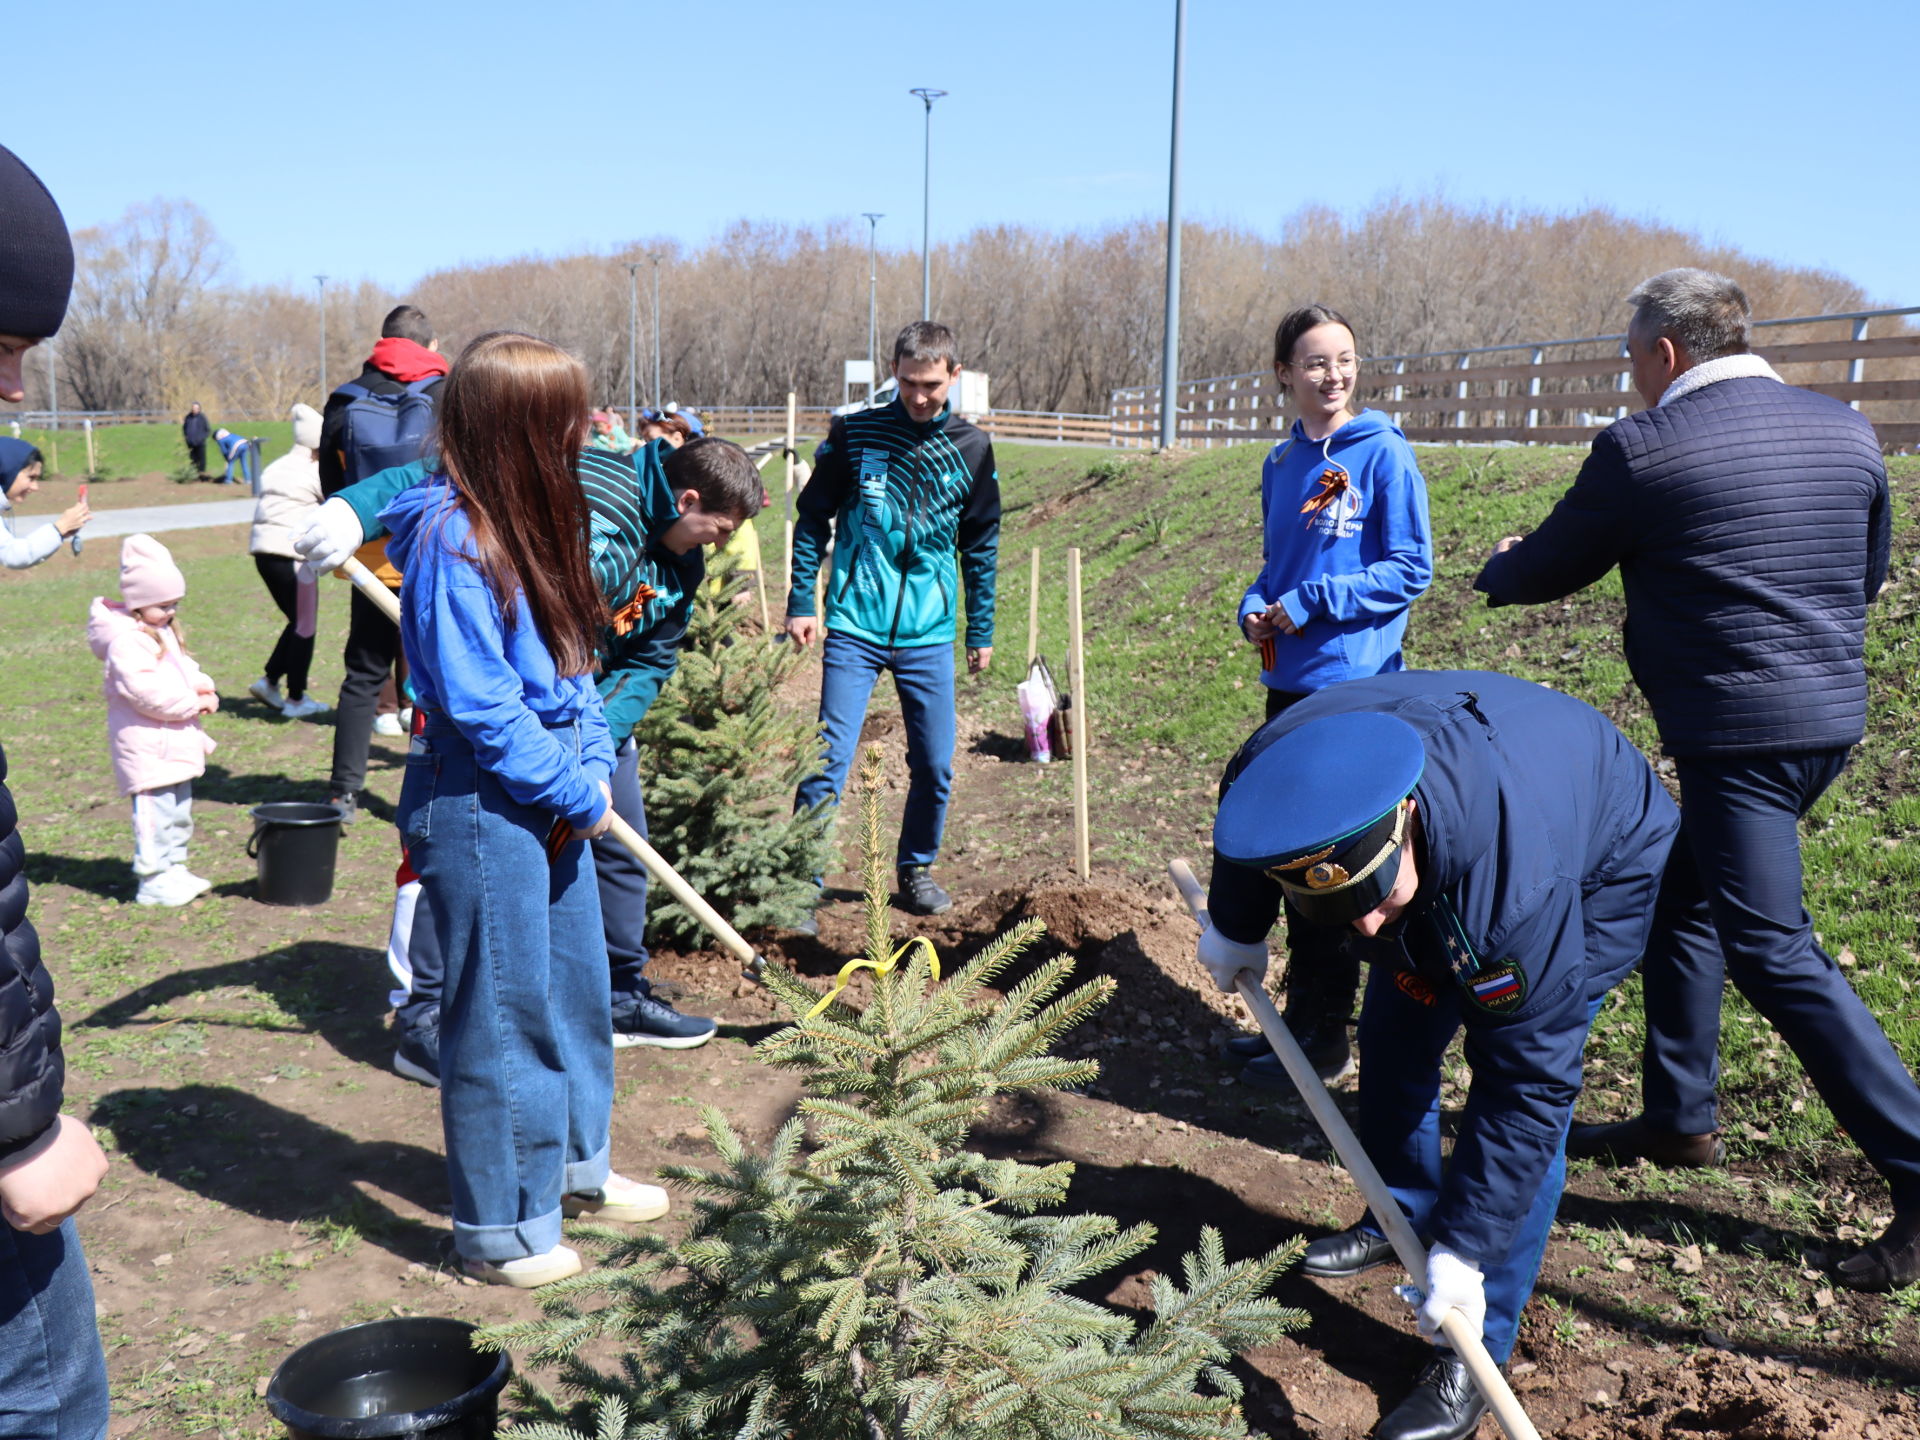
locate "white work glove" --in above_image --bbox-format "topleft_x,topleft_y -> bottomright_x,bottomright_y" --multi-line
1414,1245 -> 1486,1345
1196,924 -> 1268,995
293,497 -> 366,582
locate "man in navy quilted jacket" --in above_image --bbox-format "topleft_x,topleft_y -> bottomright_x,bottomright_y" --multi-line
1475,268 -> 1918,1290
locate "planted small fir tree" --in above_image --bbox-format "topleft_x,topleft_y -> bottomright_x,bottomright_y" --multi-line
487,755 -> 1308,1440
633,552 -> 831,943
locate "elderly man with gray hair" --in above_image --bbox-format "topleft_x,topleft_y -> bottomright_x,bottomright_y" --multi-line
1473,267 -> 1918,1291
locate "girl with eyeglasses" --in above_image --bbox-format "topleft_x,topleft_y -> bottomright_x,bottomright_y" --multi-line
1229,304 -> 1435,1089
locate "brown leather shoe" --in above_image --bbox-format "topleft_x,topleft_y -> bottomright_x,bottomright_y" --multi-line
1565,1115 -> 1724,1168
1836,1211 -> 1920,1292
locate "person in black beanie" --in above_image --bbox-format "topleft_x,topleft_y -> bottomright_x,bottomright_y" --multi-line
0,142 -> 114,1440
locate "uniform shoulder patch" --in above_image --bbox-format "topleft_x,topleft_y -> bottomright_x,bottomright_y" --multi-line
1465,960 -> 1528,1015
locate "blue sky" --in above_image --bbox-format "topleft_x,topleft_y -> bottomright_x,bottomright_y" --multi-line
11,0 -> 1917,306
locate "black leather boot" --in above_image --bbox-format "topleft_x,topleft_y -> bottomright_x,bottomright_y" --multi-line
1374,1352 -> 1489,1440
1301,1225 -> 1398,1279
1837,1210 -> 1920,1291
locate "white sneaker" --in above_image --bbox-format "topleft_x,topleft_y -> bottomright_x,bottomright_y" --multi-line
280,695 -> 332,719
248,677 -> 286,710
461,1243 -> 583,1289
398,705 -> 414,731
562,1172 -> 671,1224
372,712 -> 405,737
135,870 -> 195,907
173,869 -> 214,899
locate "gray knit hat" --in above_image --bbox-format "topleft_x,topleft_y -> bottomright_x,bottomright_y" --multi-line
0,146 -> 74,339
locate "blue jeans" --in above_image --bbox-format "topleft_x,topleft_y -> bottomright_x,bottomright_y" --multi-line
1352,845 -> 1664,1362
405,736 -> 651,1022
219,441 -> 258,488
1641,749 -> 1920,1204
0,1220 -> 110,1440
399,716 -> 614,1262
795,633 -> 956,869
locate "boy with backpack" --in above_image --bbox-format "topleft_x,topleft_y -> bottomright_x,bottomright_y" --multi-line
319,304 -> 448,820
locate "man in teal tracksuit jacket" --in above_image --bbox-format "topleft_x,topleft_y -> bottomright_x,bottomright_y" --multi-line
785,321 -> 1000,917
318,437 -> 761,1059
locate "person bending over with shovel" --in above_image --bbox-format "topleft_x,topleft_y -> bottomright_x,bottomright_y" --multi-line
1197,669 -> 1677,1440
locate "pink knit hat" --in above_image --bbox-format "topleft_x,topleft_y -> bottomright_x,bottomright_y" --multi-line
119,534 -> 186,609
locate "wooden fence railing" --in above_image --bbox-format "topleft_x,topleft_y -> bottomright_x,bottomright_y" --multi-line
1110,305 -> 1920,451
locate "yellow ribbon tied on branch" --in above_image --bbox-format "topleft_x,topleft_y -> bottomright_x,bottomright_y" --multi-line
805,937 -> 942,1020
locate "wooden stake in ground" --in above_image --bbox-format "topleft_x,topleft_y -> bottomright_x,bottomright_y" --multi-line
1167,857 -> 1545,1440
1068,547 -> 1090,879
1026,546 -> 1041,666
83,418 -> 96,477
782,390 -> 797,600
336,556 -> 767,981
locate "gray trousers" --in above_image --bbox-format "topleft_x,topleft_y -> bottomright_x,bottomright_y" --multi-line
131,782 -> 193,877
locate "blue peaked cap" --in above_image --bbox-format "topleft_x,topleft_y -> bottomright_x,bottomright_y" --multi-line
1215,712 -> 1424,924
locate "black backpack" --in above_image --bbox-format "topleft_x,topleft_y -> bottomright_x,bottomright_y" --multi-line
335,377 -> 438,485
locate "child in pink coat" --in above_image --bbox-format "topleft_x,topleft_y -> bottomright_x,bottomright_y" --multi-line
86,535 -> 218,906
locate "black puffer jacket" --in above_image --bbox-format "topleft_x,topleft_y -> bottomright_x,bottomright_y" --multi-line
0,741 -> 61,1162
1474,375 -> 1890,756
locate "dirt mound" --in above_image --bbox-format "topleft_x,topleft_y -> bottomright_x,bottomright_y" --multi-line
1564,1350 -> 1919,1439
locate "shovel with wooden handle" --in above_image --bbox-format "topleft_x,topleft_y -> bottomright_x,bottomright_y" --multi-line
1167,857 -> 1543,1440
338,554 -> 767,982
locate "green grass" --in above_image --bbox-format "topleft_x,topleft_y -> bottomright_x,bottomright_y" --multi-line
15,421 -> 296,482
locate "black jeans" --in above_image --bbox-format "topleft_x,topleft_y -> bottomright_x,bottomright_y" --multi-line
1641,747 -> 1920,1206
187,441 -> 207,473
253,555 -> 313,700
331,584 -> 400,796
1261,685 -> 1362,1031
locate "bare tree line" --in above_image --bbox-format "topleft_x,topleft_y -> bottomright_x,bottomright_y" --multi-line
14,193 -> 1881,420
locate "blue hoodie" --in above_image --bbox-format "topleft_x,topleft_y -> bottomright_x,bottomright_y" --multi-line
381,478 -> 613,828
1238,409 -> 1433,694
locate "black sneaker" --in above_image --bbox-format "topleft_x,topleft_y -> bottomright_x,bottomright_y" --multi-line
611,982 -> 717,1050
393,1015 -> 441,1087
897,866 -> 952,916
330,790 -> 360,824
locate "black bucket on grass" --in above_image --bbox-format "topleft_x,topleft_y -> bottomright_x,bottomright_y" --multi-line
248,802 -> 343,906
265,1316 -> 511,1440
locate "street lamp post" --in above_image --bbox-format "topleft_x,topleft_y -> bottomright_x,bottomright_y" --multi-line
648,253 -> 663,406
908,88 -> 946,321
624,261 -> 642,432
314,275 -> 329,396
861,212 -> 883,391
1157,1 -> 1186,451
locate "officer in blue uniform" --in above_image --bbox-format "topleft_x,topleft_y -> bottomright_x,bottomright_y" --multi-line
1198,670 -> 1678,1440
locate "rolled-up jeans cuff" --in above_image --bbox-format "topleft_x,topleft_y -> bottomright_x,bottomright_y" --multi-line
454,1210 -> 563,1264
564,1139 -> 611,1198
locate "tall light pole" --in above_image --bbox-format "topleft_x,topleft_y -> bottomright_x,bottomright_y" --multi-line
1156,1 -> 1186,451
314,274 -> 330,396
648,252 -> 664,406
862,212 -> 884,389
624,261 -> 642,431
909,88 -> 946,321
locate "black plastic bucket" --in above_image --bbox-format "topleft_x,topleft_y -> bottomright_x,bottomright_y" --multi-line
248,802 -> 344,906
265,1316 -> 511,1440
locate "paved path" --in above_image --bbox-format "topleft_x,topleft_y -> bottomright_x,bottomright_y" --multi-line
82,498 -> 257,538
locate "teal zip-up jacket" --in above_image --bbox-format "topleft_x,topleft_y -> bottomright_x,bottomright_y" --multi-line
330,440 -> 701,744
787,399 -> 1000,648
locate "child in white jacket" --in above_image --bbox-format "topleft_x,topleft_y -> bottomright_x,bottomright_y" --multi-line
86,535 -> 218,906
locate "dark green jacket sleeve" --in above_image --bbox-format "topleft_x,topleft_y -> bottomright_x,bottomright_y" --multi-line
957,441 -> 1000,647
335,459 -> 432,542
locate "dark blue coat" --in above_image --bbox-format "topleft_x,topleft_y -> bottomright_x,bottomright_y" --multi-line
0,742 -> 63,1163
1474,376 -> 1890,756
1209,670 -> 1678,1263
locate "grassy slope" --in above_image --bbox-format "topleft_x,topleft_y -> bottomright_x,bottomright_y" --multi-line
18,421 -> 297,482
977,438 -> 1920,1195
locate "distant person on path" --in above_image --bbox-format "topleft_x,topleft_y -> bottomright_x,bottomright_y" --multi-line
786,320 -> 1000,920
87,535 -> 219,908
1474,268 -> 1919,1291
1233,304 -> 1434,1089
0,437 -> 88,568
0,138 -> 113,1440
182,402 -> 210,475
212,426 -> 259,489
302,435 -> 764,1077
247,403 -> 330,719
316,303 -> 449,821
1199,670 -> 1678,1440
379,330 -> 667,1288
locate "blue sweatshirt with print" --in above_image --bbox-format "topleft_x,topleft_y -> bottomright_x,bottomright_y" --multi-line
381,478 -> 614,828
1238,409 -> 1433,694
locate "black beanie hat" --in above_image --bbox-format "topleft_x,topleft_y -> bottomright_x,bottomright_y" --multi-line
0,145 -> 74,340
